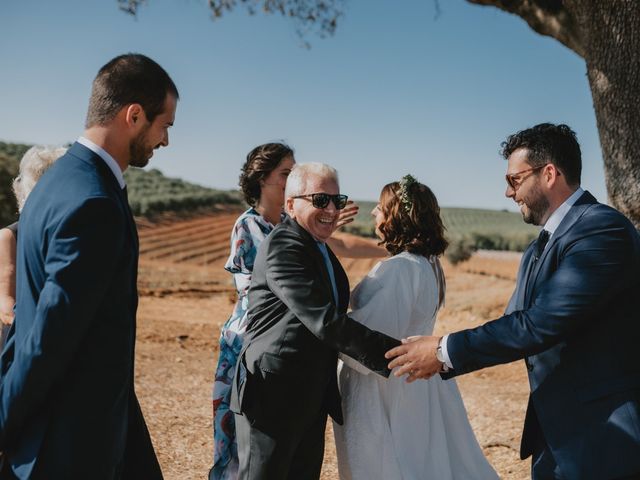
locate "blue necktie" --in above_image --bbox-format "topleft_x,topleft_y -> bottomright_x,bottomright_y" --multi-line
317,242 -> 339,306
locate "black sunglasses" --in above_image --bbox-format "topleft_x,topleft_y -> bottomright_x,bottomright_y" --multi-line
292,193 -> 349,210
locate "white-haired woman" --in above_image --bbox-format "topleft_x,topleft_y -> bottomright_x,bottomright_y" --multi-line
0,146 -> 65,348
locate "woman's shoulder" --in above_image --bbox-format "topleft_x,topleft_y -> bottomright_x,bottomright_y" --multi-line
378,251 -> 425,270
233,207 -> 260,227
233,208 -> 273,234
373,252 -> 438,285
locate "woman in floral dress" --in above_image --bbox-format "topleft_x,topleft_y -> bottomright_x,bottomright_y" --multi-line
210,143 -> 294,479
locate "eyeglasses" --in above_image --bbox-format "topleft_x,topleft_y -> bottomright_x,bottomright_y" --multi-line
292,193 -> 349,210
505,164 -> 547,190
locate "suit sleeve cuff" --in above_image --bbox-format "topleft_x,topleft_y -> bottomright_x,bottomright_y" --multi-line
441,334 -> 454,370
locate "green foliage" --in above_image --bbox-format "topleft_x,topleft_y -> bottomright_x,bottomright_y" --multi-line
0,143 -> 26,226
0,156 -> 19,225
0,142 -> 31,163
0,141 -> 244,221
124,167 -> 244,217
445,236 -> 475,265
343,201 -> 538,253
118,0 -> 342,45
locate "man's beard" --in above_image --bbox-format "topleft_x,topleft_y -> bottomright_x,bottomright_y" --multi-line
521,182 -> 550,226
129,127 -> 152,168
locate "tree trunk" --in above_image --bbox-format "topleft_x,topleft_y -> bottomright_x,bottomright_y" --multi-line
468,1 -> 640,228
569,1 -> 640,227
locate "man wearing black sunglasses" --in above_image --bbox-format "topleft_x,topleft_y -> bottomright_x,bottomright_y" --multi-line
386,123 -> 640,480
231,163 -> 400,480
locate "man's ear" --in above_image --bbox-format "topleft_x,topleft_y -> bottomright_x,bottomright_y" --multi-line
124,103 -> 145,128
545,163 -> 562,188
285,197 -> 295,218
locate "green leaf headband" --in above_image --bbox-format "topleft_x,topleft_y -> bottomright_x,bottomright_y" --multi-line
398,174 -> 418,213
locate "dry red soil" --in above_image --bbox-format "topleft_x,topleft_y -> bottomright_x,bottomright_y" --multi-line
134,212 -> 531,479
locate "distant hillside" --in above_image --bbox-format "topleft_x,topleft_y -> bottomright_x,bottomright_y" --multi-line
0,141 -> 243,223
1,141 -> 535,251
124,167 -> 243,217
344,201 -> 537,252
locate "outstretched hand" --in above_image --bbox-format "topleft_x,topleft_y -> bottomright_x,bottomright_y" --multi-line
335,200 -> 359,230
385,335 -> 443,383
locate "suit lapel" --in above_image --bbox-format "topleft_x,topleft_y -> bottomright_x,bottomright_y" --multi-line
69,142 -> 138,251
119,186 -> 139,258
286,218 -> 340,308
512,242 -> 536,311
524,191 -> 598,306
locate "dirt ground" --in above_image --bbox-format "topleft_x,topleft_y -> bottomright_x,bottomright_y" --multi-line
134,219 -> 531,479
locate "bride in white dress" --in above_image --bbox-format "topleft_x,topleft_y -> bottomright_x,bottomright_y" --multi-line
334,176 -> 498,480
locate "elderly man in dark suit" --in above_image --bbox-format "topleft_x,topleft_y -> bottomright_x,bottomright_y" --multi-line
0,54 -> 178,479
387,123 -> 640,479
231,162 -> 400,480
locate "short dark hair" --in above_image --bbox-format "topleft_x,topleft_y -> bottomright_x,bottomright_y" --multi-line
239,143 -> 294,206
377,181 -> 448,257
85,53 -> 179,128
501,123 -> 582,186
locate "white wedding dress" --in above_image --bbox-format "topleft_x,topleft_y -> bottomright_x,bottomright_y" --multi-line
334,252 -> 498,480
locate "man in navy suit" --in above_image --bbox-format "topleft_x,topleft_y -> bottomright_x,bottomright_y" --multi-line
387,123 -> 640,479
0,54 -> 178,479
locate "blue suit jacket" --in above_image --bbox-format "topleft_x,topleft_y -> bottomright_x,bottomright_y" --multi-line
444,191 -> 640,479
0,143 -> 162,479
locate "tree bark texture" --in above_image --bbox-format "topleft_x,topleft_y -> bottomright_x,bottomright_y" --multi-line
468,0 -> 640,227
572,1 -> 640,227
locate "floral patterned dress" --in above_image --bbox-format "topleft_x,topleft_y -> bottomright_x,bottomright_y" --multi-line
210,208 -> 284,479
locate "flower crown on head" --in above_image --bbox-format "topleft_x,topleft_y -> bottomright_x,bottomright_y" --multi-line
398,174 -> 418,213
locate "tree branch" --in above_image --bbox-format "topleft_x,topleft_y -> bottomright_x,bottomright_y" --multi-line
118,0 -> 343,46
466,0 -> 585,58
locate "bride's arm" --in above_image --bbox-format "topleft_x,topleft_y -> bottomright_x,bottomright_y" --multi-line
326,232 -> 387,259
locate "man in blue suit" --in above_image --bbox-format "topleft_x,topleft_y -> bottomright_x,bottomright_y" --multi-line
387,123 -> 640,479
0,54 -> 178,479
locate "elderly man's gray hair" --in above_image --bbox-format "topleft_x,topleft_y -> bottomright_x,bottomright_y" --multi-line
13,146 -> 66,212
284,162 -> 340,200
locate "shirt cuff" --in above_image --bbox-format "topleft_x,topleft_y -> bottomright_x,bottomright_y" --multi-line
441,334 -> 454,370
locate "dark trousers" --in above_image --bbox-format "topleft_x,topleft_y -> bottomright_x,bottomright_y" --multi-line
235,410 -> 326,480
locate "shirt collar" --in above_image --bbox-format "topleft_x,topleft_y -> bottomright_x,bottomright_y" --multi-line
77,136 -> 126,189
542,186 -> 584,235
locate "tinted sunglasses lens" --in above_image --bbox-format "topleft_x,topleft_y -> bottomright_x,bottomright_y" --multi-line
506,175 -> 516,189
334,195 -> 348,210
311,194 -> 330,209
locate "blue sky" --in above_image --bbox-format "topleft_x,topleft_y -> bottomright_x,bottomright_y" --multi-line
0,0 -> 604,210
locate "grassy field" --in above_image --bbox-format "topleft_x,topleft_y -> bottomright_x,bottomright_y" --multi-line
344,200 -> 538,251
